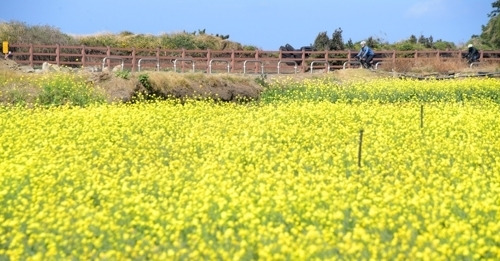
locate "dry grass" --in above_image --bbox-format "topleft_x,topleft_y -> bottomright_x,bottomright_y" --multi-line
94,73 -> 138,103
147,72 -> 195,92
0,70 -> 40,105
147,72 -> 256,87
390,58 -> 500,75
0,69 -> 19,79
146,72 -> 262,101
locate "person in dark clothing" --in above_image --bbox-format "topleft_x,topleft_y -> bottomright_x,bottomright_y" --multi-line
466,44 -> 480,63
356,41 -> 375,69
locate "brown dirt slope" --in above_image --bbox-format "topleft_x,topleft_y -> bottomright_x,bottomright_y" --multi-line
0,59 -> 264,102
0,58 -> 19,71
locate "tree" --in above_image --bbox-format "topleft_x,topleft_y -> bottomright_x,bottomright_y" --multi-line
428,36 -> 434,48
366,37 -> 381,49
418,35 -> 426,45
346,39 -> 354,50
489,0 -> 500,17
330,28 -> 345,50
313,32 -> 330,51
409,35 -> 417,44
480,16 -> 500,48
481,1 -> 500,48
433,39 -> 456,50
418,35 -> 434,48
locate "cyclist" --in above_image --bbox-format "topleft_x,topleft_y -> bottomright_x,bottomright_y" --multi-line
356,41 -> 375,69
465,44 -> 480,64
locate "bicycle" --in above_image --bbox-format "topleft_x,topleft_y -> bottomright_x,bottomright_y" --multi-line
355,56 -> 374,69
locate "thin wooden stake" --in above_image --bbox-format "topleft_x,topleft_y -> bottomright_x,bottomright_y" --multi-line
420,105 -> 424,128
358,129 -> 364,168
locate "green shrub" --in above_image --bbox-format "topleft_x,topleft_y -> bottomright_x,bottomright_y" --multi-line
254,74 -> 269,88
35,73 -> 105,107
138,73 -> 153,93
114,70 -> 130,80
0,88 -> 29,106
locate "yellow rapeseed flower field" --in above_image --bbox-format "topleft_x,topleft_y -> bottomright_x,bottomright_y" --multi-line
1,77 -> 500,260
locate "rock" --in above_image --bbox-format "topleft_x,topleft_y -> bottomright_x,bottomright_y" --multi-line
82,66 -> 100,72
42,62 -> 53,72
111,64 -> 122,72
19,66 -> 35,73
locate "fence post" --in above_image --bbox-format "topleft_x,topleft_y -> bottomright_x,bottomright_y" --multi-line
106,46 -> 111,68
301,48 -> 306,73
156,47 -> 160,70
181,48 -> 185,73
206,49 -> 211,73
81,45 -> 86,67
254,49 -> 259,73
29,44 -> 33,67
131,47 -> 136,72
231,50 -> 235,73
56,44 -> 60,66
325,50 -> 329,72
392,50 -> 396,65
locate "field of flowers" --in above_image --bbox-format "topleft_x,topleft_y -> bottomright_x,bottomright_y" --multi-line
1,76 -> 500,260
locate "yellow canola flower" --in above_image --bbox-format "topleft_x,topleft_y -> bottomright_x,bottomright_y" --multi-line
0,78 -> 500,260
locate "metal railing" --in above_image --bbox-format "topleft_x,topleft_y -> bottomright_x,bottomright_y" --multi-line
138,58 -> 160,72
310,61 -> 330,73
243,60 -> 264,74
173,58 -> 195,73
209,59 -> 230,73
343,61 -> 362,69
277,60 -> 298,74
470,62 -> 481,68
102,57 -> 124,71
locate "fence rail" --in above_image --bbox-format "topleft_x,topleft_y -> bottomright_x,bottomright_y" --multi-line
8,44 -> 500,74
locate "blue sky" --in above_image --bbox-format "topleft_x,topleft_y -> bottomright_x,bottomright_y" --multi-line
2,0 -> 493,50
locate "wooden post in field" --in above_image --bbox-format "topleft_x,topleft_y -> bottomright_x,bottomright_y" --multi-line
420,105 -> 424,128
358,129 -> 364,168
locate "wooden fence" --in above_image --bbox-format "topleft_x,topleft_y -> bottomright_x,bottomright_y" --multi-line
8,43 -> 500,74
